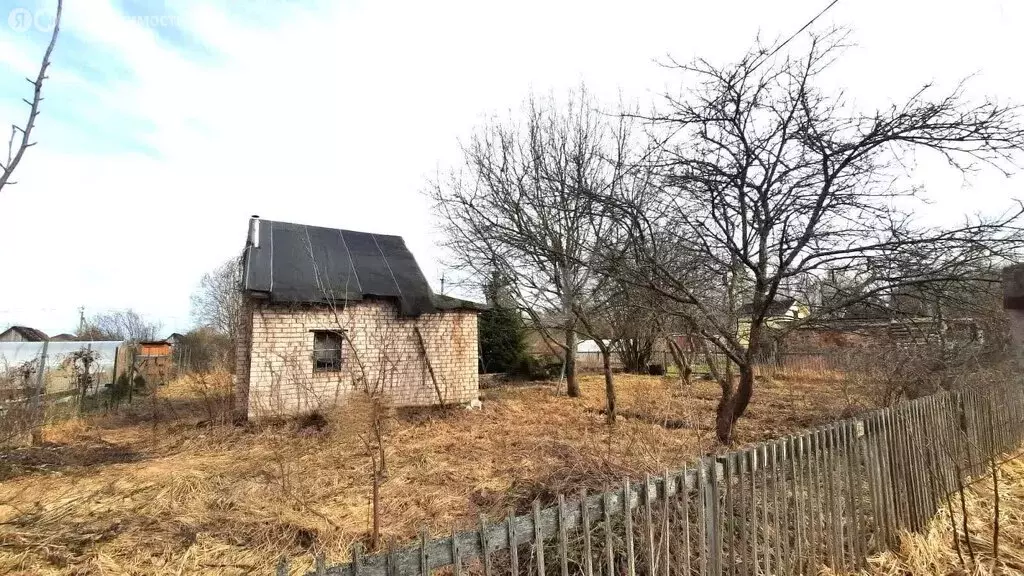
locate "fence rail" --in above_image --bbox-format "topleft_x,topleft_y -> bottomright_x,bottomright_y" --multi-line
294,385 -> 1024,576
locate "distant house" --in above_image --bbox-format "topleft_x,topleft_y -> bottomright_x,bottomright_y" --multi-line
576,339 -> 612,354
737,295 -> 810,347
575,338 -> 613,369
50,333 -> 78,342
786,316 -> 982,352
164,333 -> 185,347
0,326 -> 48,342
235,217 -> 485,419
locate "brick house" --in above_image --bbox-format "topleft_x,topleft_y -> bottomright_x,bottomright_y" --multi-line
234,217 -> 485,419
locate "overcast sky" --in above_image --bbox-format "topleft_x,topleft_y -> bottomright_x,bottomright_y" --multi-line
0,0 -> 1021,336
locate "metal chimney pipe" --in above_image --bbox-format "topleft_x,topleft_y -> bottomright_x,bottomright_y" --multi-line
249,215 -> 260,248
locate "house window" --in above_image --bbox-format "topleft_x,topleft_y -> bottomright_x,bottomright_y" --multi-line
312,330 -> 344,372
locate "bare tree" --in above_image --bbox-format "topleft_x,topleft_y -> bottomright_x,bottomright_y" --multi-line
0,0 -> 63,194
428,88 -> 644,411
176,326 -> 234,373
617,29 -> 1024,443
80,309 -> 162,342
606,276 -> 665,374
191,257 -> 243,341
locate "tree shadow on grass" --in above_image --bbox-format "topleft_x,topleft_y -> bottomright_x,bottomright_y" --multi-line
0,438 -> 145,481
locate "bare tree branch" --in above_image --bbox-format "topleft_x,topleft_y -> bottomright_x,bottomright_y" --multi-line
0,0 -> 63,193
612,28 -> 1024,443
427,87 -> 648,406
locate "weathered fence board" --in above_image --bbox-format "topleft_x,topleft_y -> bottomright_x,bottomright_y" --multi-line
307,387 -> 1024,576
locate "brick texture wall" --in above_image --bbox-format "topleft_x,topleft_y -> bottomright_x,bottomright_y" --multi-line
236,298 -> 479,418
233,298 -> 255,419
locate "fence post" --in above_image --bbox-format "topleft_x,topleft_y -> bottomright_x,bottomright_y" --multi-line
723,454 -> 736,576
506,512 -> 518,576
30,338 -> 49,445
420,528 -> 430,576
670,469 -> 686,576
696,459 -> 708,576
127,346 -> 137,405
623,478 -> 636,576
452,525 -> 462,576
771,441 -> 784,575
741,450 -> 753,576
824,426 -> 841,571
847,420 -> 866,568
879,410 -> 899,543
480,514 -> 492,576
753,446 -> 764,575
789,436 -> 802,575
351,542 -> 363,576
603,488 -> 614,576
707,456 -> 722,576
915,401 -> 934,522
579,489 -> 593,576
556,496 -> 568,576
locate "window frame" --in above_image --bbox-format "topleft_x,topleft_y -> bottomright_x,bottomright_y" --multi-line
311,329 -> 345,373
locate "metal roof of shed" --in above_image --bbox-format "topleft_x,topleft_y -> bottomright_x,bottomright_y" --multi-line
242,218 -> 484,317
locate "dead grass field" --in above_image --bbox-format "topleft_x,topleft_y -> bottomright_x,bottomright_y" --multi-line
0,370 -> 869,575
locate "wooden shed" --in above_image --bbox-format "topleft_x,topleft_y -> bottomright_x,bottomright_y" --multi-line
139,340 -> 172,357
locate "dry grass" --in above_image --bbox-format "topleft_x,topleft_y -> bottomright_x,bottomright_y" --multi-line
824,454 -> 1024,576
0,370 -> 865,575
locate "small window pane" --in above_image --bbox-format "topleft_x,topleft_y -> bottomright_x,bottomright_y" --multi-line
313,331 -> 343,372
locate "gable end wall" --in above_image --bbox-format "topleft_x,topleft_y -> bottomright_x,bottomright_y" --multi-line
238,299 -> 478,418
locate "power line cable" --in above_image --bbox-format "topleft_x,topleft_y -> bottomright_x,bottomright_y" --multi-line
750,0 -> 842,72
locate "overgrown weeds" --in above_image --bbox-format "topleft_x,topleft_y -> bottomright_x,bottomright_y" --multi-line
826,455 -> 1024,575
0,371 -> 866,575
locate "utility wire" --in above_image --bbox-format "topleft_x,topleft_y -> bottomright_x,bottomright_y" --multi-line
750,0 -> 842,72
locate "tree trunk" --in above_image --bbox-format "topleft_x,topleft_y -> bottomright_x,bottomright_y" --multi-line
371,456 -> 381,551
715,362 -> 754,444
617,339 -> 654,374
602,349 -> 616,424
667,338 -> 691,385
564,327 -> 579,397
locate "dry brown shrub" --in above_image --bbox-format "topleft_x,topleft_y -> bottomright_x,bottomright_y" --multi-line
824,454 -> 1024,575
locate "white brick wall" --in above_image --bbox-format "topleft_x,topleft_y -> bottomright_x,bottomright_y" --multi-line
235,299 -> 479,418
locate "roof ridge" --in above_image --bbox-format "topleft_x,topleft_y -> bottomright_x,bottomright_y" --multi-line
256,218 -> 404,239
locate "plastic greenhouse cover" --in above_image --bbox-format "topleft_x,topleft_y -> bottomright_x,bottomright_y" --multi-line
0,341 -> 124,371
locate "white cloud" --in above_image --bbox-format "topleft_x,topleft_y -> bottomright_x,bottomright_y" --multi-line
1,0 -> 1022,334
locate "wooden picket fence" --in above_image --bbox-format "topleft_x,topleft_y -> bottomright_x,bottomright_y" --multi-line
288,386 -> 1024,576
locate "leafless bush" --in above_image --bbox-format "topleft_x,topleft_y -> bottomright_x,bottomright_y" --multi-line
66,347 -> 99,414
0,359 -> 43,447
839,341 -> 1012,407
185,372 -> 234,424
0,360 -> 35,399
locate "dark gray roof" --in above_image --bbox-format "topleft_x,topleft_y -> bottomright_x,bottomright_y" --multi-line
738,295 -> 797,317
242,219 -> 485,316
